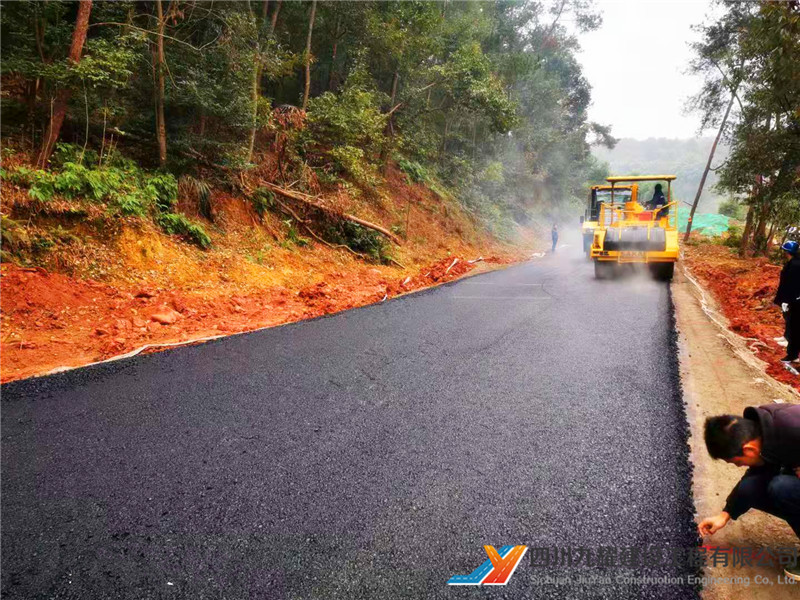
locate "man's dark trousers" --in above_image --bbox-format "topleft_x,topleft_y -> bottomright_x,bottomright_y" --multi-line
733,468 -> 800,538
785,302 -> 800,360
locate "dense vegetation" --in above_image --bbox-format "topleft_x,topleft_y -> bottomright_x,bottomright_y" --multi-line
689,0 -> 799,256
1,0 -> 615,256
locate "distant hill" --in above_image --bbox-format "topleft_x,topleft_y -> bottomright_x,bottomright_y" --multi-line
593,138 -> 729,213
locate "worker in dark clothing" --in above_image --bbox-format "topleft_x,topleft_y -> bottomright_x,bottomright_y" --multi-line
775,240 -> 800,363
551,224 -> 558,252
648,183 -> 668,215
699,403 -> 800,581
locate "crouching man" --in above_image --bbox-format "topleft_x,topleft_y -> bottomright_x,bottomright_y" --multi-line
698,403 -> 800,580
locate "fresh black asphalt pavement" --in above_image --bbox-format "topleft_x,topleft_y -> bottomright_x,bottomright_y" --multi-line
2,243 -> 700,599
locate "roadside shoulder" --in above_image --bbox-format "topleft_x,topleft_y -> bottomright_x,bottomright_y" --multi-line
673,264 -> 797,600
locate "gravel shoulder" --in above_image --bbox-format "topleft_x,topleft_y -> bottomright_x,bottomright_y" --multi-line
673,262 -> 798,600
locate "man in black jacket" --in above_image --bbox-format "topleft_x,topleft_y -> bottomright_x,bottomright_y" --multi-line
647,183 -> 666,210
699,403 -> 800,580
775,240 -> 800,363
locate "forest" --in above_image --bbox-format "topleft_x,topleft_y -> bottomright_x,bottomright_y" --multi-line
687,0 -> 799,255
0,0 -> 616,261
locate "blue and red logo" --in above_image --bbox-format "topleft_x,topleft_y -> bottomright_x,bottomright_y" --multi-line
447,545 -> 528,586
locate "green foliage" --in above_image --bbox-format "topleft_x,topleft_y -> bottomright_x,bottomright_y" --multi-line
325,220 -> 389,263
306,65 -> 387,183
144,173 -> 179,212
690,2 -> 798,255
722,223 -> 744,248
282,219 -> 310,247
718,198 -> 747,221
1,216 -> 30,256
156,213 -> 212,249
1,0 -> 616,256
2,144 -> 178,216
3,152 -> 179,219
179,176 -> 213,221
251,188 -> 276,218
327,146 -> 378,187
397,158 -> 429,184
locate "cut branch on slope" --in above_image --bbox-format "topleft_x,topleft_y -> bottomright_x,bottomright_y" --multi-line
259,181 -> 403,246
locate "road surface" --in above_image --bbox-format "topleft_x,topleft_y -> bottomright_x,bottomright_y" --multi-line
2,244 -> 699,599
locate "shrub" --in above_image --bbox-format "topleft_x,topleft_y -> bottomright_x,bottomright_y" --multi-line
722,223 -> 743,248
305,64 -> 387,185
156,213 -> 212,248
144,172 -> 179,212
179,176 -> 213,221
251,188 -> 275,219
283,219 -> 310,247
2,159 -> 178,219
327,145 -> 378,187
718,198 -> 747,221
397,158 -> 429,184
324,219 -> 388,262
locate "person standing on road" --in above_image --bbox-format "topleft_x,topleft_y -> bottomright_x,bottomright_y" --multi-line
551,224 -> 558,253
775,241 -> 800,363
698,403 -> 800,581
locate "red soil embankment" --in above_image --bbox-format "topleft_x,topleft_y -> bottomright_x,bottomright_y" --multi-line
683,243 -> 800,391
0,255 -> 513,383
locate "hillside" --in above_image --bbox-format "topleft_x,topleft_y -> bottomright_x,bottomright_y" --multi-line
593,137 -> 729,212
0,144 -> 542,382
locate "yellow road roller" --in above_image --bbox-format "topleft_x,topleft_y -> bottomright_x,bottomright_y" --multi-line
590,175 -> 679,280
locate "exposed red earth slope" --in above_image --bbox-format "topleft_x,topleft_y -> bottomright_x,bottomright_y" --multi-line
1,158 -> 538,382
683,242 -> 800,391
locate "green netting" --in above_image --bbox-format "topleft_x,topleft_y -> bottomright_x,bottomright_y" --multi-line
677,212 -> 730,236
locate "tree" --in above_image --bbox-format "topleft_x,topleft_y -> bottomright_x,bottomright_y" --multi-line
301,0 -> 317,110
37,0 -> 92,167
153,0 -> 167,167
705,1 -> 800,256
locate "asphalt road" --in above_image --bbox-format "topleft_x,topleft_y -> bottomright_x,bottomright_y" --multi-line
2,243 -> 699,599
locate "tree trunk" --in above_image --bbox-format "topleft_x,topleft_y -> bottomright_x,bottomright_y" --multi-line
440,117 -> 450,162
740,204 -> 754,258
246,60 -> 260,163
154,0 -> 167,167
269,0 -> 282,34
767,221 -> 777,250
246,3 -> 263,164
472,121 -> 477,160
37,0 -> 92,167
379,70 -> 399,169
327,16 -> 341,91
301,0 -> 317,111
754,198 -> 771,255
684,88 -> 736,241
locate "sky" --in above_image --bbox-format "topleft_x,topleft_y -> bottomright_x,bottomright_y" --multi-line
576,0 -> 719,141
